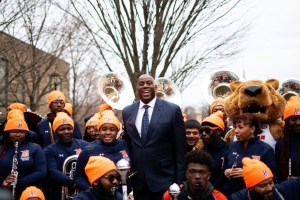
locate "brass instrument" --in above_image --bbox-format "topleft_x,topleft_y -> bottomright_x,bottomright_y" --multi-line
209,71 -> 239,99
155,78 -> 182,108
61,155 -> 79,200
116,158 -> 130,200
278,79 -> 300,101
11,141 -> 18,200
98,72 -> 135,110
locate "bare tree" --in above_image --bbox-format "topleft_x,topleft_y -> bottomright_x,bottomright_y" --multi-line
59,0 -> 247,95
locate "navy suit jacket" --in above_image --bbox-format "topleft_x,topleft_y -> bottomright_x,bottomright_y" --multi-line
122,98 -> 186,192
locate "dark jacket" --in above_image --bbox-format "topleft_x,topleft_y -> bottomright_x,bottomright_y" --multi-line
228,177 -> 300,200
122,98 -> 186,193
203,141 -> 228,191
36,115 -> 82,148
44,139 -> 89,200
75,139 -> 130,190
222,137 -> 276,196
0,141 -> 46,199
73,187 -> 123,200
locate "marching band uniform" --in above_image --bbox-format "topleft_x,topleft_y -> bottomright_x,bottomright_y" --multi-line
43,112 -> 89,200
222,137 -> 276,196
75,111 -> 130,191
0,118 -> 46,200
36,91 -> 82,148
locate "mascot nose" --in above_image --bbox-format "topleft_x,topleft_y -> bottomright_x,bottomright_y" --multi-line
244,85 -> 262,96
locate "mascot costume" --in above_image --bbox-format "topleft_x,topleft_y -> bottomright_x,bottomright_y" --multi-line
223,79 -> 286,150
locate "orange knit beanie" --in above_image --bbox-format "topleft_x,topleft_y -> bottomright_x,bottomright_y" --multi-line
85,156 -> 116,185
4,118 -> 29,132
98,103 -> 112,114
283,96 -> 300,120
64,103 -> 73,116
242,157 -> 273,188
20,186 -> 45,200
7,109 -> 25,120
47,90 -> 66,107
201,111 -> 225,130
98,111 -> 120,130
85,117 -> 101,129
8,103 -> 26,112
210,98 -> 225,114
53,112 -> 74,133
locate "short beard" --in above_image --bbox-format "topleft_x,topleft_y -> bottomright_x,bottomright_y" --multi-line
249,189 -> 273,200
94,182 -> 114,197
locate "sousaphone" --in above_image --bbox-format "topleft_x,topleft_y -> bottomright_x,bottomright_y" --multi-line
98,72 -> 135,110
278,79 -> 300,101
155,77 -> 182,108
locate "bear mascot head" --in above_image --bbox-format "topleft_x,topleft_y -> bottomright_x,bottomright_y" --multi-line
223,79 -> 286,149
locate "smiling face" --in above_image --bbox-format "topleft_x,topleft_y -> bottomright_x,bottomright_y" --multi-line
186,128 -> 200,147
99,123 -> 118,144
137,74 -> 156,104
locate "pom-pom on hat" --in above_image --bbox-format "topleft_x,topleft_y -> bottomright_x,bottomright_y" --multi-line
4,118 -> 29,132
283,96 -> 300,120
85,156 -> 116,185
47,90 -> 66,107
98,111 -> 120,131
210,98 -> 225,114
8,103 -> 26,112
201,111 -> 225,131
242,157 -> 273,188
64,103 -> 73,116
53,112 -> 74,133
20,186 -> 45,200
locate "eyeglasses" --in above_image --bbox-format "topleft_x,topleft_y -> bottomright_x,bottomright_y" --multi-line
200,126 -> 219,133
103,173 -> 122,183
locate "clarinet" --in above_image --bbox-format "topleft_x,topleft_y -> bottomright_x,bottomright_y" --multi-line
11,141 -> 19,200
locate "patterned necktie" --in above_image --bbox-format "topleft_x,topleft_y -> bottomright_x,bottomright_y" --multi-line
141,105 -> 150,142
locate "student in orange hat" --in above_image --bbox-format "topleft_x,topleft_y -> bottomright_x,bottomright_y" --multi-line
20,186 -> 45,200
200,111 -> 228,191
229,157 -> 300,200
275,96 -> 300,182
83,117 -> 101,142
75,112 -> 129,191
73,156 -> 122,200
35,90 -> 82,148
0,118 -> 46,200
222,113 -> 276,197
43,112 -> 89,200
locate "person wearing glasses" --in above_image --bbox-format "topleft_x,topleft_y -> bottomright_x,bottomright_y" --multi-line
73,156 -> 122,200
36,90 -> 82,148
163,150 -> 227,200
201,111 -> 228,191
222,113 -> 276,197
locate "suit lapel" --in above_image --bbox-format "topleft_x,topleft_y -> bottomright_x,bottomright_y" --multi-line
144,98 -> 164,144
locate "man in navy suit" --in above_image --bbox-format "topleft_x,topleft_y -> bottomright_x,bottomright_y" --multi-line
122,74 -> 186,200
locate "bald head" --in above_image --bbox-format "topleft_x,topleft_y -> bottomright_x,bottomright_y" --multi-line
137,74 -> 156,104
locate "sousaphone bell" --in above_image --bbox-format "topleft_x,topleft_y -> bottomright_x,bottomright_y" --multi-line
98,72 -> 135,110
155,78 -> 182,108
278,79 -> 300,101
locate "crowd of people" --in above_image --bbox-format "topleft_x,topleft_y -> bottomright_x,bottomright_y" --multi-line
0,73 -> 300,200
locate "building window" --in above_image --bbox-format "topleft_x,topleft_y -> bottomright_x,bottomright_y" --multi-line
0,58 -> 8,107
49,73 -> 62,90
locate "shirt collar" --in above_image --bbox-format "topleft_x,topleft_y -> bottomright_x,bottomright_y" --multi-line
139,97 -> 156,109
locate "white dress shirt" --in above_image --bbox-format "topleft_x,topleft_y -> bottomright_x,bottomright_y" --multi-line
135,97 -> 156,137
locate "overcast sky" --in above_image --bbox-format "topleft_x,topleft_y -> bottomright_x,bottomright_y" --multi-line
182,0 -> 300,109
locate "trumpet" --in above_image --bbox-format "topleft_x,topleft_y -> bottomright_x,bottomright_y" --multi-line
11,141 -> 19,200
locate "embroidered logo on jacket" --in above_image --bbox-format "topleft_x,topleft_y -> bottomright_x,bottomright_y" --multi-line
252,155 -> 261,160
21,150 -> 30,161
74,149 -> 82,155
